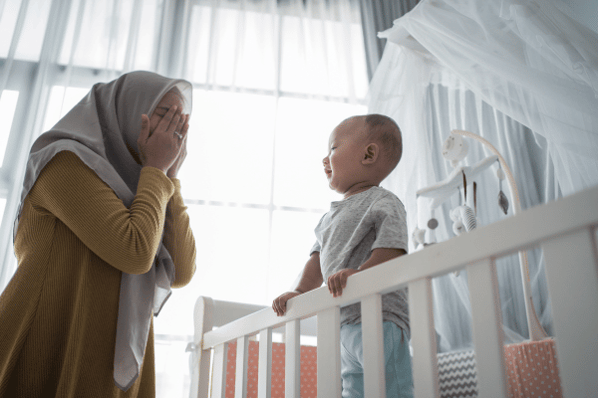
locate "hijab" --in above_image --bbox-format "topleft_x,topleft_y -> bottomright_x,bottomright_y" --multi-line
14,70 -> 193,391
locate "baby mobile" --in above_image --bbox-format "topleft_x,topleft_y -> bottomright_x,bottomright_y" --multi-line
412,131 -> 509,249
411,129 -> 548,341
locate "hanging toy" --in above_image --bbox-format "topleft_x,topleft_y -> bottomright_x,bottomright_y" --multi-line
442,134 -> 469,167
497,162 -> 509,215
462,170 -> 467,203
473,181 -> 477,215
427,208 -> 438,245
450,205 -> 477,235
412,227 -> 426,247
427,217 -> 439,230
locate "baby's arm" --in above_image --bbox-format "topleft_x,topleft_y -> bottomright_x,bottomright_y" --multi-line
327,248 -> 406,297
272,252 -> 323,316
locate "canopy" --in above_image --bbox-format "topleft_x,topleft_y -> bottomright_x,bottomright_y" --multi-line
367,0 -> 598,351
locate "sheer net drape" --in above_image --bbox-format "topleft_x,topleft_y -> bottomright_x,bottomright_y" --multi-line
369,0 -> 597,352
358,0 -> 419,80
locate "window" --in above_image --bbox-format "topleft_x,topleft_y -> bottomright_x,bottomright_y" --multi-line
0,1 -> 368,395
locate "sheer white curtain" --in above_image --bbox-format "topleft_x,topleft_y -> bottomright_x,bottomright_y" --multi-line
158,2 -> 369,395
369,0 -> 598,352
0,0 -> 168,291
0,0 -> 368,395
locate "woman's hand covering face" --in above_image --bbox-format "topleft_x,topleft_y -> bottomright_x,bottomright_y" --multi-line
137,91 -> 190,174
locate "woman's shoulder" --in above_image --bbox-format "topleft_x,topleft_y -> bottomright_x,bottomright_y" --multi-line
28,150 -> 107,206
45,150 -> 87,170
35,150 -> 93,183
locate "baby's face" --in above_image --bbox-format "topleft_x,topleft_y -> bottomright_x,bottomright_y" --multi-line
322,117 -> 367,195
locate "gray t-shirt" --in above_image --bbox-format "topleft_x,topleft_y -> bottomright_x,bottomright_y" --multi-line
310,186 -> 410,337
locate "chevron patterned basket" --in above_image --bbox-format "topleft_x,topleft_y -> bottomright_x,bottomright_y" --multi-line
438,349 -> 478,398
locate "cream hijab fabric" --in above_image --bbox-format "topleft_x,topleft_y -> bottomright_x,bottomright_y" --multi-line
15,71 -> 192,391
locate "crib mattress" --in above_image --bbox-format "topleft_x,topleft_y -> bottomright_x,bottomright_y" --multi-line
222,338 -> 562,398
225,341 -> 317,398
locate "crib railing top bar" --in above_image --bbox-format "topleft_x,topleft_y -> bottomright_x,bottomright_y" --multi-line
211,300 -> 267,328
203,185 -> 598,349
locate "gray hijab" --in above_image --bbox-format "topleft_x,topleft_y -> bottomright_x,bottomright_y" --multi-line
14,71 -> 192,391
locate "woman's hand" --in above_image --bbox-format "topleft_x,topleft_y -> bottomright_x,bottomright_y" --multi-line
138,105 -> 187,173
167,114 -> 189,178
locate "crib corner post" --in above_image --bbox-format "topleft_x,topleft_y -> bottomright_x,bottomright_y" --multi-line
191,296 -> 215,398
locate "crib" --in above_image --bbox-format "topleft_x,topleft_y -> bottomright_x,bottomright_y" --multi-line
188,185 -> 598,398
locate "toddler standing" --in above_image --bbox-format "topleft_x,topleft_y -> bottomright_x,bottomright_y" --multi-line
272,114 -> 413,397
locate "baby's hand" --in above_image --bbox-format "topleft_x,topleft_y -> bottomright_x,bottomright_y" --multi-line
327,269 -> 358,297
272,291 -> 301,316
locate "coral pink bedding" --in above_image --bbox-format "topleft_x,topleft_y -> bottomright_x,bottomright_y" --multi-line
224,338 -> 562,398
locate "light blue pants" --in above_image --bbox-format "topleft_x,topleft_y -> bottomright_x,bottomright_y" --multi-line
340,322 -> 414,398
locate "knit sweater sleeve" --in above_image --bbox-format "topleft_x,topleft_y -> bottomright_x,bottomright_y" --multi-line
27,151 -> 175,275
164,178 -> 196,288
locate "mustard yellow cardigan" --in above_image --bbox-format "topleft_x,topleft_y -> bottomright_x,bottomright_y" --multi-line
0,151 -> 196,397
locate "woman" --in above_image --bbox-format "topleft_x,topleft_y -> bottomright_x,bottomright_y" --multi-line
0,71 -> 196,397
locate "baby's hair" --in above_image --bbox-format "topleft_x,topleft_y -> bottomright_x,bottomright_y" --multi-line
363,114 -> 402,171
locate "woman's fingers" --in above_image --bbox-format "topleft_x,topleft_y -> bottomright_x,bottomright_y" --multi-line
155,105 -> 180,136
137,114 -> 150,164
176,114 -> 187,137
139,114 -> 150,141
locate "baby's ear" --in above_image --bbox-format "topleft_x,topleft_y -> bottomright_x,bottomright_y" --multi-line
363,143 -> 379,164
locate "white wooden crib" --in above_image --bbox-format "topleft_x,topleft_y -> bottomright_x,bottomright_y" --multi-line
188,186 -> 598,398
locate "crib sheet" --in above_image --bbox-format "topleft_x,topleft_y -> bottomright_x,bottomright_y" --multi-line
225,341 -> 317,398
503,339 -> 562,398
221,338 -> 562,398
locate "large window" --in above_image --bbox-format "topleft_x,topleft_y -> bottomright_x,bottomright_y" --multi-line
0,0 -> 368,395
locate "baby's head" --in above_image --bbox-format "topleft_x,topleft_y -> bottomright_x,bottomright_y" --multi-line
323,114 -> 402,198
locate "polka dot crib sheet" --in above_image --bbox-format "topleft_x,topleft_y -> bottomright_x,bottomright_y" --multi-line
222,338 -> 561,398
225,341 -> 317,397
504,339 -> 562,398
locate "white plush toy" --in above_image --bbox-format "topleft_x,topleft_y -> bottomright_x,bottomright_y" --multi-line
450,205 -> 477,236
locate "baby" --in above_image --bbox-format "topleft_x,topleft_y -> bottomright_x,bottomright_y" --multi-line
272,114 -> 413,397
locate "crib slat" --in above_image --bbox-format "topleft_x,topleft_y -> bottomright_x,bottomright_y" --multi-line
193,297 -> 214,398
467,258 -> 507,397
542,228 -> 598,397
258,328 -> 272,398
197,347 -> 211,398
317,307 -> 341,397
285,320 -> 301,398
361,294 -> 385,398
235,336 -> 249,398
211,343 -> 228,398
408,277 -> 439,398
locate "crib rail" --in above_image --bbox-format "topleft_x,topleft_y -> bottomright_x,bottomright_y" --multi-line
193,185 -> 598,398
